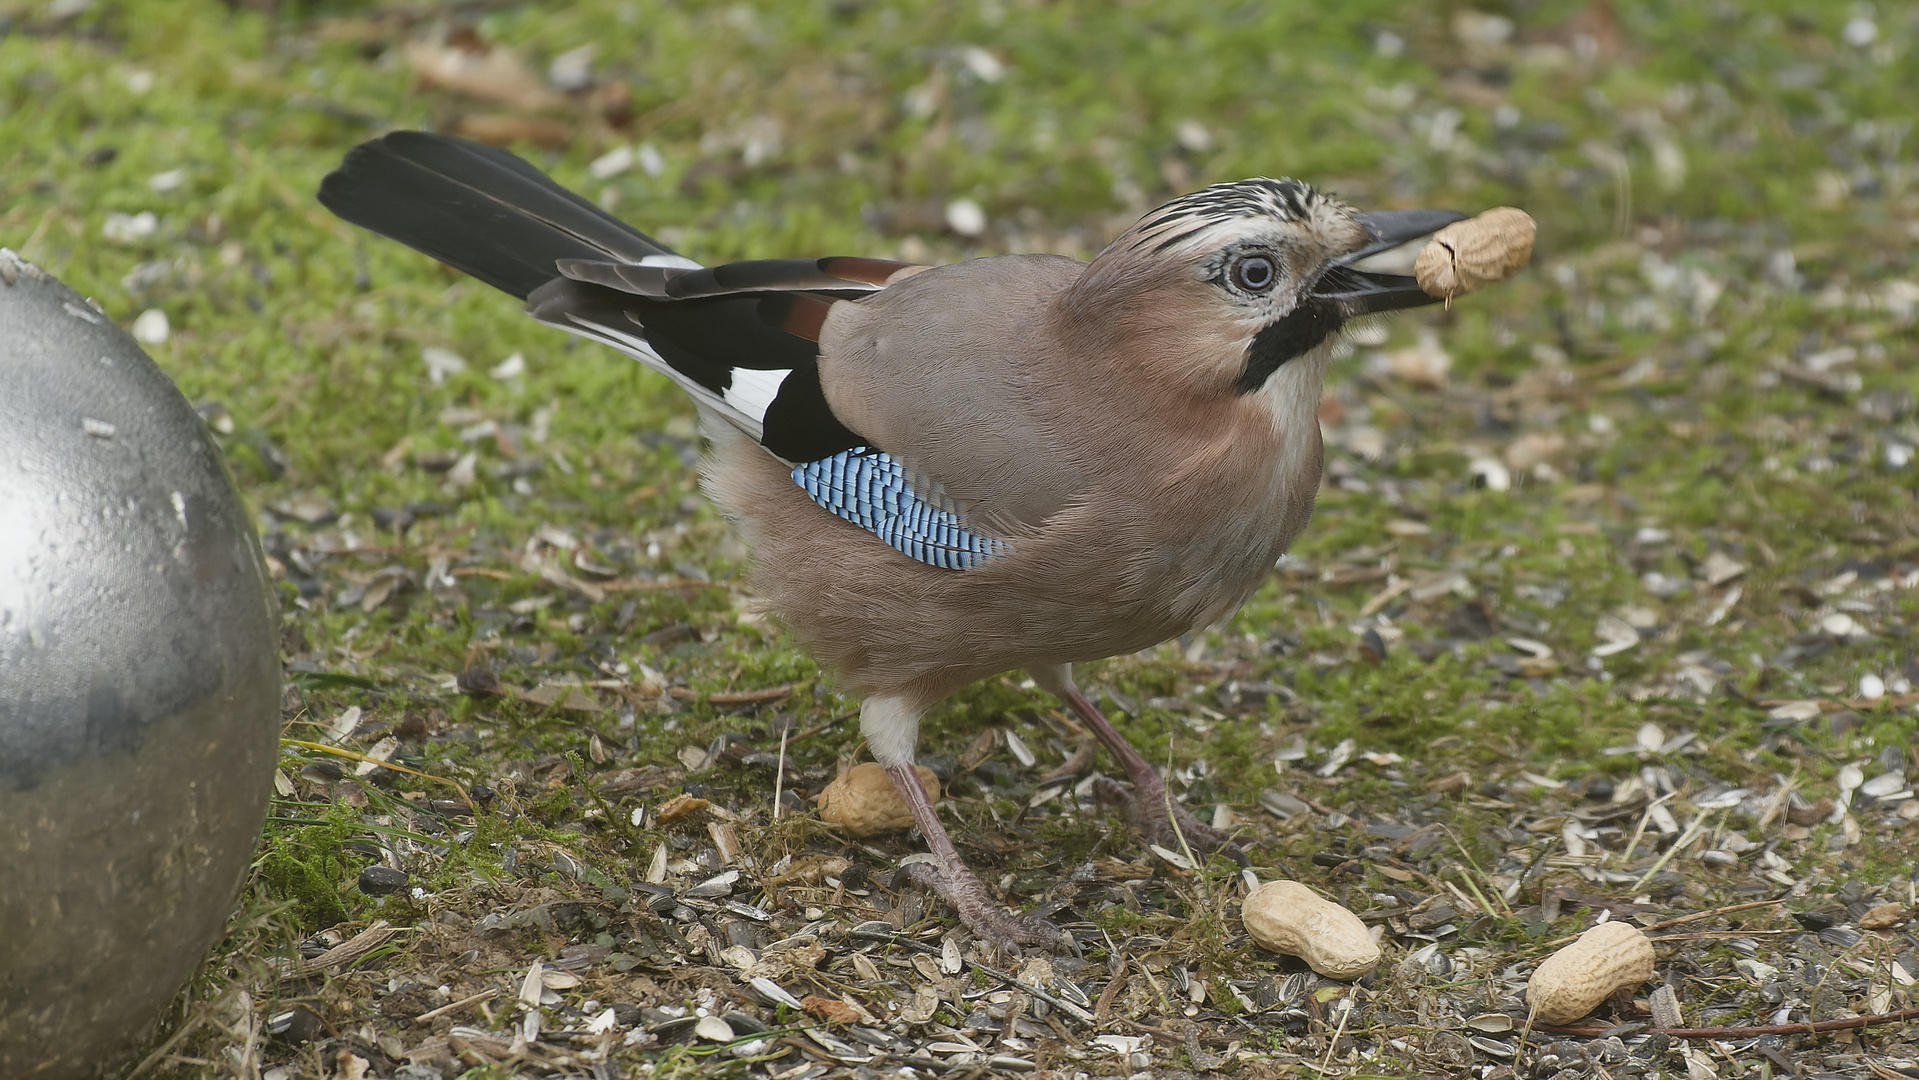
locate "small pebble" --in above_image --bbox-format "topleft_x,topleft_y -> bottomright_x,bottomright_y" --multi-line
131,308 -> 169,345
358,866 -> 410,895
945,198 -> 987,238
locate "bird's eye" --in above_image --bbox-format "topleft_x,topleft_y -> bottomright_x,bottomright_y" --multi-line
1230,254 -> 1277,292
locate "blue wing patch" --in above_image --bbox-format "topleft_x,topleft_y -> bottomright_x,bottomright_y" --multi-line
792,448 -> 1005,570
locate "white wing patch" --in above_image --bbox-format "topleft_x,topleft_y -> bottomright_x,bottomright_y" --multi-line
638,253 -> 703,270
723,367 -> 792,422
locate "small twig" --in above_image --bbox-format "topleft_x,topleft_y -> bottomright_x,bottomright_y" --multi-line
282,920 -> 402,977
1632,808 -> 1724,893
1531,918 -> 1787,952
599,576 -> 728,592
704,684 -> 794,705
1649,929 -> 1790,943
773,720 -> 791,820
282,739 -> 475,813
1440,826 -> 1511,916
415,987 -> 499,1023
1614,790 -> 1676,869
786,711 -> 857,744
1317,995 -> 1354,1076
1162,757 -> 1210,907
1642,899 -> 1784,931
1538,1004 -> 1919,1039
1446,865 -> 1503,920
1756,691 -> 1919,712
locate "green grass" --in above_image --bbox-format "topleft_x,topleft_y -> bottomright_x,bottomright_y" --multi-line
4,0 -> 1917,1076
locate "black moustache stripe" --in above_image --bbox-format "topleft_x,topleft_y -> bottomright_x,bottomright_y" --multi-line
1235,298 -> 1342,395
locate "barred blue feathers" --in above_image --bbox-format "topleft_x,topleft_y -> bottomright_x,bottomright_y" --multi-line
792,448 -> 1004,570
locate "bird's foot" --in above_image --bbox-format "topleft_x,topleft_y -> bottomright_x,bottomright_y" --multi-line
1093,776 -> 1249,866
894,862 -> 1061,950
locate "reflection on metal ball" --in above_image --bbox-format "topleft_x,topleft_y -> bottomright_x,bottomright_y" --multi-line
0,251 -> 281,1078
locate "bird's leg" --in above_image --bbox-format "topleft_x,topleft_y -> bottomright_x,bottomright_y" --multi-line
1032,665 -> 1244,861
860,695 -> 1057,947
883,763 -> 1060,947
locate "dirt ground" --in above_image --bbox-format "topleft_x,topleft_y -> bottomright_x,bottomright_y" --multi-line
3,0 -> 1918,1077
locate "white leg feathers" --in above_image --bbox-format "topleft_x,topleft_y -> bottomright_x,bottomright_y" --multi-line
860,693 -> 923,767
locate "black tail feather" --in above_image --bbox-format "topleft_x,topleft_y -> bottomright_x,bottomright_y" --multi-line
321,129 -> 869,468
317,131 -> 679,299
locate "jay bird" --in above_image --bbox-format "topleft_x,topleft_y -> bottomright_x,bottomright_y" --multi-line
320,131 -> 1463,946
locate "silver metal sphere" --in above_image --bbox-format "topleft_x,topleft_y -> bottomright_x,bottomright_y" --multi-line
0,251 -> 281,1078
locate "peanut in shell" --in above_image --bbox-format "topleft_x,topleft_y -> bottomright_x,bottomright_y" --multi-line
817,761 -> 939,838
1415,206 -> 1536,301
1241,879 -> 1382,980
1526,919 -> 1656,1025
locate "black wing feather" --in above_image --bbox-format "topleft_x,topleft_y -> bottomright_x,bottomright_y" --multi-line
758,364 -> 863,462
635,296 -> 822,374
523,278 -> 865,460
318,131 -> 678,299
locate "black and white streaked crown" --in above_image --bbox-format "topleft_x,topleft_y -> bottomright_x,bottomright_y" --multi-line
1128,178 -> 1330,253
1146,177 -> 1321,228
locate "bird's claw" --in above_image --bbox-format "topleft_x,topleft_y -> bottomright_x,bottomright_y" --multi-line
893,863 -> 1061,950
1092,777 -> 1250,867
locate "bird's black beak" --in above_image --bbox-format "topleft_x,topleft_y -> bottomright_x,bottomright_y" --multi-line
1310,208 -> 1468,316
